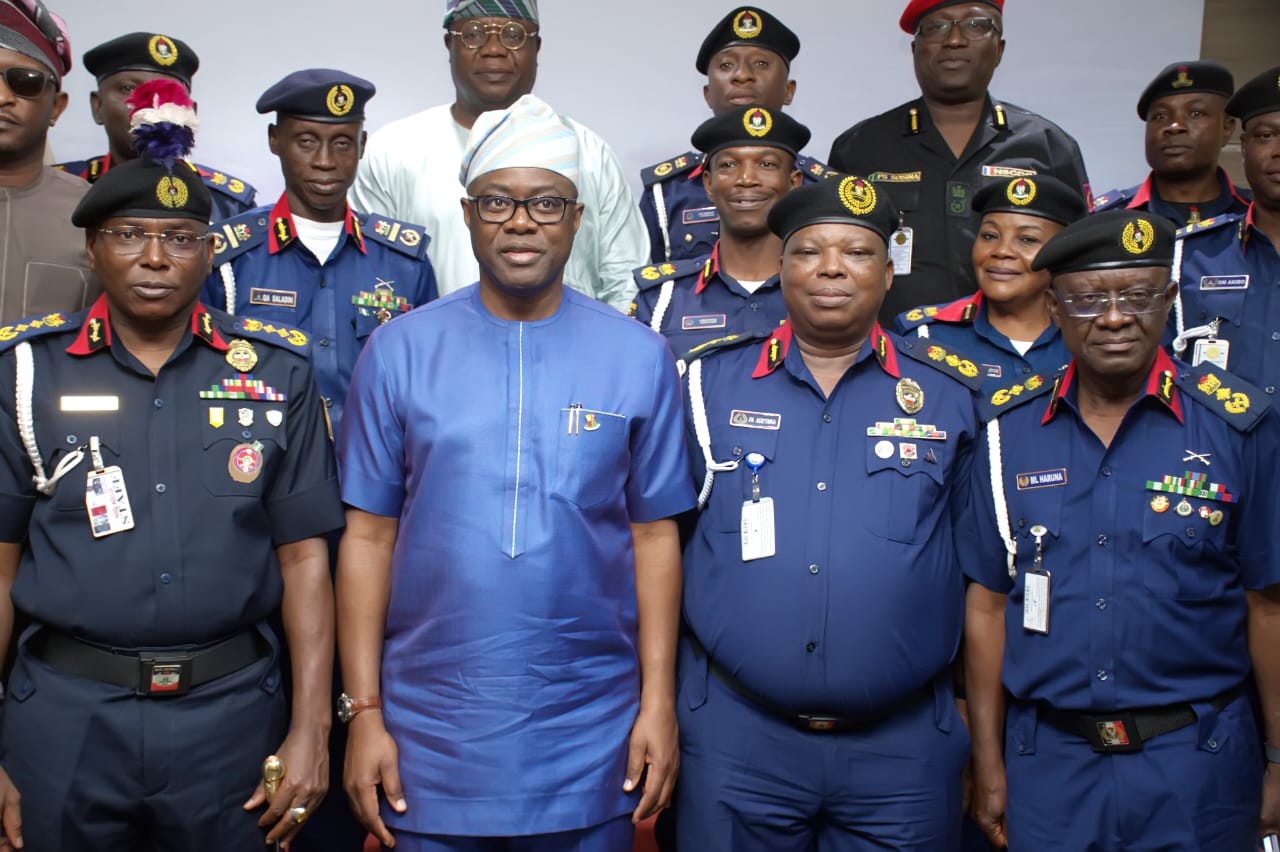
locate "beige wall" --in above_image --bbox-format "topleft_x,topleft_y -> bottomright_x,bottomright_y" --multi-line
1201,0 -> 1280,184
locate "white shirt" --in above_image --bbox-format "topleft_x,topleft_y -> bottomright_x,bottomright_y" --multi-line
292,214 -> 345,265
350,103 -> 647,312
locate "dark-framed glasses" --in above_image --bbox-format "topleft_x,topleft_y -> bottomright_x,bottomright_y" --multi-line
95,227 -> 212,259
1054,288 -> 1167,318
0,66 -> 54,98
915,16 -> 1002,43
468,195 -> 577,225
449,20 -> 537,50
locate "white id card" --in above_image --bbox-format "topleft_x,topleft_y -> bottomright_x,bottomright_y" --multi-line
1022,569 -> 1050,634
86,465 -> 134,538
1191,338 -> 1229,370
889,227 -> 914,276
741,498 -> 776,561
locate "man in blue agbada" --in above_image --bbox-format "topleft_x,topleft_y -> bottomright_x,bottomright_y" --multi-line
335,93 -> 694,852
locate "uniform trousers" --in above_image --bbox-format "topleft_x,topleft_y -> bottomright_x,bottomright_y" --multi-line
387,815 -> 634,852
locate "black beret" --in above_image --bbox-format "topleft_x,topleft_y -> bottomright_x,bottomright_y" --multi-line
1031,209 -> 1175,276
72,158 -> 212,227
972,174 -> 1087,226
1136,60 -> 1233,119
767,175 -> 898,246
84,32 -> 198,88
1227,65 -> 1280,128
256,68 -> 375,123
692,105 -> 810,159
696,7 -> 798,75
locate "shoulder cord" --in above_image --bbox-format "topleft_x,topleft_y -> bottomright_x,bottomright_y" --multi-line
220,262 -> 237,315
986,417 -> 1018,580
650,279 -> 675,334
652,182 -> 672,262
15,341 -> 83,495
1168,237 -> 1215,355
688,357 -> 741,509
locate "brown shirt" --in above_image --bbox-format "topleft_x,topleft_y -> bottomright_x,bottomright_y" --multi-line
0,168 -> 97,326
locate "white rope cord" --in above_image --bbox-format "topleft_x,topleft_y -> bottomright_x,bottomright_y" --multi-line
650,280 -> 675,334
1171,236 -> 1185,343
688,358 -> 740,509
15,342 -> 83,495
986,417 -> 1018,580
652,182 -> 672,262
220,262 -> 237,315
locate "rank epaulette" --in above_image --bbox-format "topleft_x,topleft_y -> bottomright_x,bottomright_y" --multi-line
211,209 -> 270,264
1090,185 -> 1136,213
361,213 -> 430,258
895,302 -> 946,331
632,257 -> 703,291
796,154 -> 839,182
1176,211 -> 1242,240
978,370 -> 1057,421
198,164 -> 256,205
895,337 -> 984,391
1177,362 -> 1269,432
224,315 -> 311,355
52,156 -> 104,181
642,151 -> 702,186
0,311 -> 75,352
681,330 -> 768,365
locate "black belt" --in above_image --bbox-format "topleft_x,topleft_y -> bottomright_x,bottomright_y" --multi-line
31,629 -> 267,697
1034,685 -> 1244,753
689,632 -> 933,734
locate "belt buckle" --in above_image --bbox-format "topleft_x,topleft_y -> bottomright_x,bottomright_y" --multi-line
138,655 -> 193,697
802,715 -> 839,733
1090,712 -> 1143,753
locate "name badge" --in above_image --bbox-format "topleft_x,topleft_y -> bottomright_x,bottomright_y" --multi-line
741,497 -> 776,561
730,409 -> 781,430
60,395 -> 119,412
982,165 -> 1037,178
982,363 -> 1003,379
1199,275 -> 1249,291
248,287 -> 299,308
889,227 -> 913,276
867,171 -> 922,183
1023,569 -> 1050,633
1192,338 -> 1230,370
682,206 -> 720,225
1015,468 -> 1067,490
681,314 -> 726,331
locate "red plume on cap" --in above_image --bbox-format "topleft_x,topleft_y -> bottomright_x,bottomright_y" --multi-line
125,78 -> 198,170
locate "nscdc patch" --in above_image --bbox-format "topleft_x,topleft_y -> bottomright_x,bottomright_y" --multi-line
1121,217 -> 1156,255
1007,178 -> 1036,206
744,107 -> 772,138
732,8 -> 762,38
326,84 -> 354,118
148,34 -> 178,66
838,176 -> 877,216
156,176 -> 189,209
654,162 -> 673,178
1171,65 -> 1193,88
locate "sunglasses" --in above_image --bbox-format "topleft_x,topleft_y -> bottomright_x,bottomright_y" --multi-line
0,66 -> 54,98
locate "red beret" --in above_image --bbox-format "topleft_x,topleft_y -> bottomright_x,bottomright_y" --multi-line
899,0 -> 1003,35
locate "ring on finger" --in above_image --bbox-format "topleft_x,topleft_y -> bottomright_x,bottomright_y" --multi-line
289,805 -> 309,824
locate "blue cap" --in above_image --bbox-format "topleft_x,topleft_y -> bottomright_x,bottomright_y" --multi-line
256,68 -> 375,123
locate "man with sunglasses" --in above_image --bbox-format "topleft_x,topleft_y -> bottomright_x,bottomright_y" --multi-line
54,32 -> 258,222
350,0 -> 646,312
0,0 -> 96,326
337,94 -> 693,852
828,0 -> 1090,327
963,209 -> 1280,850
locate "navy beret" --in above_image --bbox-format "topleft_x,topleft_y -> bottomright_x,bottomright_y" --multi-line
84,32 -> 198,88
692,105 -> 810,159
72,158 -> 212,227
1032,209 -> 1175,276
972,174 -> 1087,226
1227,65 -> 1280,128
1136,60 -> 1233,119
768,175 -> 898,246
696,7 -> 798,75
256,68 -> 375,123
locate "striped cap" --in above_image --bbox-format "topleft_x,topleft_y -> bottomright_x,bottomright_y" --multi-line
444,0 -> 537,26
460,94 -> 579,189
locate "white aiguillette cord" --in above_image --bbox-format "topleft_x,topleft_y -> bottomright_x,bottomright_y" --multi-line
15,341 -> 85,495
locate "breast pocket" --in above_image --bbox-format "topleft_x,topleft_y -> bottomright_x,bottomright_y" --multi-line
353,310 -> 381,342
1190,279 -> 1248,328
45,413 -> 120,512
553,408 -> 628,509
862,435 -> 946,544
201,401 -> 288,498
876,181 -> 920,215
1141,491 -> 1231,600
707,429 -> 780,533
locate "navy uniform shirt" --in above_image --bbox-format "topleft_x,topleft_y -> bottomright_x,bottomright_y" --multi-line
638,150 -> 836,262
54,154 -> 258,222
1171,207 -> 1280,392
682,322 -> 979,713
201,195 -> 437,433
829,97 -> 1091,325
630,243 -> 786,356
0,297 -> 344,648
1093,168 -> 1251,227
895,291 -> 1070,391
964,351 -> 1280,709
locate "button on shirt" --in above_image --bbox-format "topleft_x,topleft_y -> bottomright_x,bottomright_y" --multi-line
0,298 -> 343,647
337,286 -> 695,836
964,352 -> 1280,709
682,323 -> 976,714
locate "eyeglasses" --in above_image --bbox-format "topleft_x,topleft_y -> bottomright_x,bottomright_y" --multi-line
0,66 -> 54,98
449,20 -> 538,51
915,16 -> 1002,43
95,227 -> 212,259
468,195 -> 577,225
1054,288 -> 1167,318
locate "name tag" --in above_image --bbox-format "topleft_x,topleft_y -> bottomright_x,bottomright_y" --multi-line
1015,468 -> 1067,490
1022,569 -> 1050,633
867,171 -> 922,183
682,206 -> 719,225
741,497 -> 776,561
889,227 -> 913,276
248,287 -> 298,308
730,409 -> 781,430
983,363 -> 1003,379
982,165 -> 1037,178
1199,275 -> 1249,291
60,395 -> 119,412
681,314 -> 726,330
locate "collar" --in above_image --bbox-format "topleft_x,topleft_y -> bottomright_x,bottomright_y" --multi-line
751,322 -> 899,379
67,296 -> 228,356
1041,348 -> 1183,425
1131,168 -> 1250,213
903,94 -> 1005,136
930,291 -> 983,324
267,194 -> 365,256
695,243 -> 721,295
94,153 -> 113,180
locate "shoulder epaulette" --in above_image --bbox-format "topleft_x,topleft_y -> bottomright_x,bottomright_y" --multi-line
1177,362 -> 1269,432
978,370 -> 1057,421
0,311 -> 77,353
1090,186 -> 1136,213
896,302 -> 948,331
199,165 -> 256,204
796,154 -> 839,182
1177,211 -> 1243,240
681,330 -> 769,365
225,315 -> 311,356
53,155 -> 108,182
361,214 -> 430,258
633,257 -> 703,291
642,152 -> 702,186
211,209 -> 270,264
895,337 -> 984,391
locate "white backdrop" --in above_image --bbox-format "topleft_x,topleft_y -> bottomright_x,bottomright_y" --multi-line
46,0 -> 1205,206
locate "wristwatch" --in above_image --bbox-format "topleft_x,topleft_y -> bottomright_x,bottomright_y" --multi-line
337,692 -> 382,724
